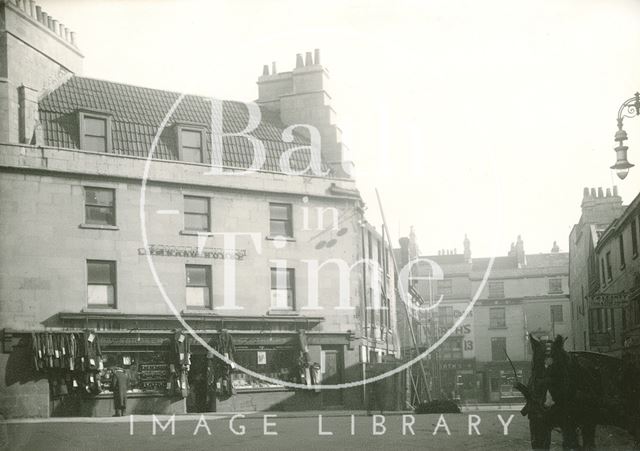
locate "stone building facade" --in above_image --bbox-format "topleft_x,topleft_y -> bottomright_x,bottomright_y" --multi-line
568,186 -> 625,352
590,191 -> 640,358
0,0 -> 399,418
410,236 -> 570,403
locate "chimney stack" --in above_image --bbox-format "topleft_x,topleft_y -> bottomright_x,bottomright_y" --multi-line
1,0 -> 83,143
463,234 -> 471,263
256,50 -> 352,177
515,235 -> 526,268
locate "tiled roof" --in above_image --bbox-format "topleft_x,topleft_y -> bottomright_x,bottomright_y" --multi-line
39,76 -> 327,174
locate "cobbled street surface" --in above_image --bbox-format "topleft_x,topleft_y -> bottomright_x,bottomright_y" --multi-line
1,411 -> 635,451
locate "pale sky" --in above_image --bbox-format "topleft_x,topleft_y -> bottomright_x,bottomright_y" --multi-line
45,0 -> 640,257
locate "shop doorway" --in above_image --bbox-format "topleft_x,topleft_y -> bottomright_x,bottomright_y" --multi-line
187,355 -> 212,413
320,346 -> 343,408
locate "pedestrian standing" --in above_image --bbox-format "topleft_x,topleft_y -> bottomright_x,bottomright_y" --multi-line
112,367 -> 129,417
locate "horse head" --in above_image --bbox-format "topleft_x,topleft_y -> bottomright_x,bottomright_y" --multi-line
529,333 -> 571,411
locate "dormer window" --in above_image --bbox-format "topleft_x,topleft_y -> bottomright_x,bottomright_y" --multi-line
79,111 -> 112,153
178,127 -> 205,163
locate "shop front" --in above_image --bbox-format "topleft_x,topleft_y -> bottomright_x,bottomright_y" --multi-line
1,312 -> 361,417
438,359 -> 479,403
479,361 -> 528,403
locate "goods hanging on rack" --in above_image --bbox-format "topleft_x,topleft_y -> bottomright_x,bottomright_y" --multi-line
212,329 -> 236,398
30,330 -> 103,397
170,330 -> 191,398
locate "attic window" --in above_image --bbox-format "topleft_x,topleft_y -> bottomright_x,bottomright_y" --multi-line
178,127 -> 205,163
79,112 -> 112,153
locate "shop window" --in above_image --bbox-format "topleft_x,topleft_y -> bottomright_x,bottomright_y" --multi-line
85,187 -> 115,226
179,128 -> 204,163
231,347 -> 298,391
550,305 -> 564,323
79,112 -> 111,153
491,337 -> 506,361
619,235 -> 626,269
99,351 -> 171,394
606,252 -> 613,281
437,279 -> 453,296
269,203 -> 293,237
488,281 -> 504,299
184,195 -> 210,232
499,369 -> 523,398
631,217 -> 638,258
270,267 -> 295,309
186,265 -> 211,309
548,278 -> 562,294
87,260 -> 116,308
490,307 -> 506,329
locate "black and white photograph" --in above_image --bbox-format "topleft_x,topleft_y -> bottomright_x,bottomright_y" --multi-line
0,0 -> 639,449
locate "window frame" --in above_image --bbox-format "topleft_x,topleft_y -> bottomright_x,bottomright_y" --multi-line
270,267 -> 296,310
177,126 -> 206,164
550,304 -> 564,323
86,260 -> 117,309
78,111 -> 112,153
183,195 -> 211,232
491,337 -> 507,361
619,235 -> 626,269
84,186 -> 116,226
605,251 -> 613,282
439,336 -> 463,360
185,264 -> 212,309
269,203 -> 293,238
489,307 -> 507,329
438,305 -> 454,327
548,278 -> 563,294
488,280 -> 505,299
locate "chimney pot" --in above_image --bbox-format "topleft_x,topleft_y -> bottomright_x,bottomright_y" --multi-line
52,19 -> 58,34
598,187 -> 604,197
606,188 -> 611,197
613,186 -> 618,196
70,31 -> 76,46
46,16 -> 52,30
296,53 -> 304,68
305,51 -> 313,66
64,27 -> 69,41
35,5 -> 42,21
590,188 -> 596,197
29,0 -> 35,17
262,64 -> 269,76
271,61 -> 276,74
314,48 -> 320,65
583,187 -> 589,198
